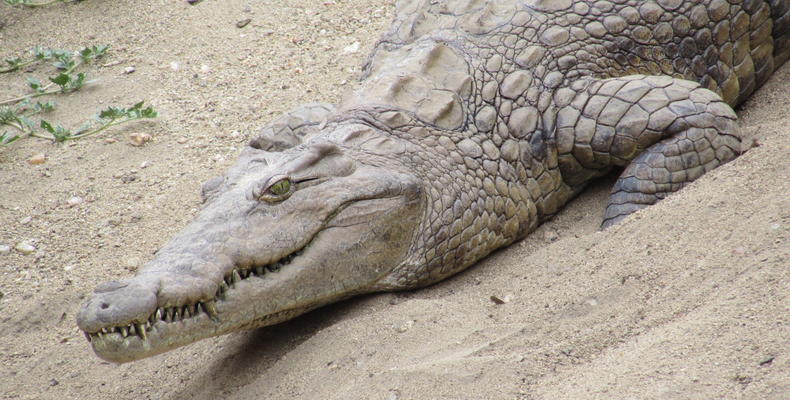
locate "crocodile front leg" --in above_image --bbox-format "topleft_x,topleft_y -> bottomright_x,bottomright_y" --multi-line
556,75 -> 742,228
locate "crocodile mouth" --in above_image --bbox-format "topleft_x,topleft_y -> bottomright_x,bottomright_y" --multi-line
82,246 -> 308,344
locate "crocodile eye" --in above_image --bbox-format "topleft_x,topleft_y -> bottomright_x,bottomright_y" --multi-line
269,179 -> 291,196
258,176 -> 293,202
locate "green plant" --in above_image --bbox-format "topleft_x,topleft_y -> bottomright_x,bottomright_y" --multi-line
0,45 -> 157,147
1,101 -> 157,146
41,101 -> 158,142
1,45 -> 107,106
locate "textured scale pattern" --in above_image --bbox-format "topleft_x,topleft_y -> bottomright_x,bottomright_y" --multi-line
270,0 -> 788,287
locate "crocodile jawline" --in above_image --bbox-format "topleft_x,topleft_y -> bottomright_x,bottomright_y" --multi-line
83,246 -> 308,343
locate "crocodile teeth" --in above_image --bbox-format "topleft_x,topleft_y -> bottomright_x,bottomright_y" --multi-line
232,270 -> 241,284
220,281 -> 229,292
165,308 -> 173,322
173,308 -> 181,321
136,323 -> 147,341
204,300 -> 219,319
120,326 -> 129,337
129,324 -> 137,336
156,308 -> 163,321
184,305 -> 192,318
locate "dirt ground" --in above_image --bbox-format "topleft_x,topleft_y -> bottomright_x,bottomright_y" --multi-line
0,1 -> 787,399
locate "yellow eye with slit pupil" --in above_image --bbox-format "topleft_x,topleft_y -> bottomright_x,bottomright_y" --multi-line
269,179 -> 291,196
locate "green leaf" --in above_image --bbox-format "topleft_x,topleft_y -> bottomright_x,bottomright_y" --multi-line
27,76 -> 42,91
0,107 -> 17,124
79,47 -> 91,61
4,57 -> 22,68
35,101 -> 55,112
18,115 -> 35,129
73,72 -> 86,87
33,46 -> 47,60
50,73 -> 70,86
0,132 -> 20,146
51,124 -> 71,141
141,106 -> 158,118
98,106 -> 124,121
40,120 -> 55,133
52,52 -> 74,70
78,45 -> 108,62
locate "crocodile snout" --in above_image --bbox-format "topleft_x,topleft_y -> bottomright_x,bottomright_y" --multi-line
76,278 -> 159,333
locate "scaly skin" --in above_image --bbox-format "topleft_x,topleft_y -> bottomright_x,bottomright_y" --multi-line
77,0 -> 790,362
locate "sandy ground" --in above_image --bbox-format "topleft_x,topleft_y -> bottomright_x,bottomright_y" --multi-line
0,1 -> 787,399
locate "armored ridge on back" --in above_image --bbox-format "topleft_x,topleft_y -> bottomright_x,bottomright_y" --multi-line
77,0 -> 789,363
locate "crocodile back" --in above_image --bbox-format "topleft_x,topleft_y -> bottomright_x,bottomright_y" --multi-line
367,0 -> 790,107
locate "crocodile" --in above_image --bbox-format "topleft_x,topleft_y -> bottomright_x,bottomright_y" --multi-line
77,0 -> 790,363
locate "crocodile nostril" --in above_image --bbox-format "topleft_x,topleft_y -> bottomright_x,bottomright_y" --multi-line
100,302 -> 110,310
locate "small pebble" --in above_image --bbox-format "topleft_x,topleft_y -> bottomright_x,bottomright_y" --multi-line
200,64 -> 211,73
120,174 -> 137,184
124,66 -> 136,74
759,356 -> 775,366
104,137 -> 117,144
63,265 -> 74,272
177,137 -> 189,144
236,18 -> 252,28
129,132 -> 152,146
396,320 -> 414,333
342,41 -> 360,54
66,196 -> 84,207
140,161 -> 150,169
0,244 -> 11,254
15,241 -> 36,255
19,216 -> 32,225
169,61 -> 180,71
123,256 -> 141,272
543,229 -> 559,243
27,154 -> 47,165
490,295 -> 509,305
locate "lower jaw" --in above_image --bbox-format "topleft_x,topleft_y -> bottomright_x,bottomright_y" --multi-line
89,306 -> 313,363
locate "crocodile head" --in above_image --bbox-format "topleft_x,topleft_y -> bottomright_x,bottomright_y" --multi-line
76,127 -> 423,362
